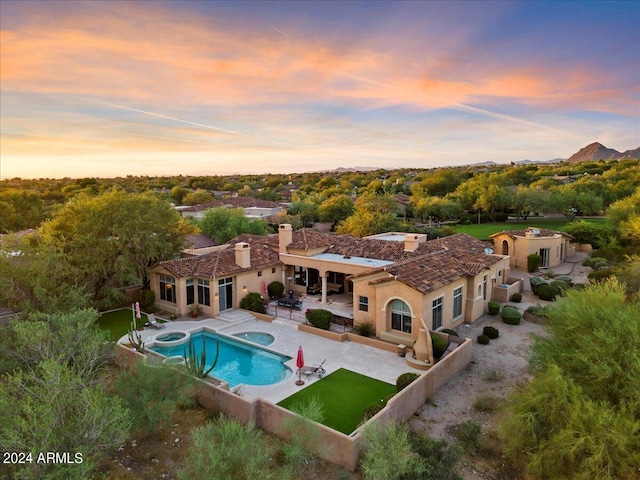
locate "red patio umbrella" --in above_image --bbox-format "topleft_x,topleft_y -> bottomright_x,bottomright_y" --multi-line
295,345 -> 305,386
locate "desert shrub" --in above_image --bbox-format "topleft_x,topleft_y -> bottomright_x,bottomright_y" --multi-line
396,372 -> 420,392
239,292 -> 266,313
593,261 -> 609,270
501,306 -> 521,325
487,301 -> 500,315
477,334 -> 490,344
588,267 -> 616,283
116,359 -> 195,435
440,328 -> 459,336
483,326 -> 499,339
555,275 -> 573,283
178,416 -> 275,480
453,420 -> 482,454
360,404 -> 384,423
536,284 -> 561,301
305,309 -> 332,330
510,292 -> 522,303
280,397 -> 328,469
527,253 -> 542,272
529,276 -> 548,294
354,319 -> 375,337
582,256 -> 608,268
408,433 -> 463,480
563,220 -> 614,249
526,304 -> 551,319
360,421 -> 423,480
431,334 -> 448,358
267,281 -> 285,299
439,225 -> 458,236
473,394 -> 501,412
593,243 -> 626,262
550,279 -> 570,291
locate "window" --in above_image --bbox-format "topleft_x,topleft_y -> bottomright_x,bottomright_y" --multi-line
358,296 -> 369,312
272,267 -> 276,274
453,287 -> 463,318
391,299 -> 412,334
159,274 -> 176,303
294,266 -> 307,286
483,275 -> 488,300
197,279 -> 211,306
258,271 -> 262,277
186,278 -> 195,305
540,248 -> 550,268
432,297 -> 443,330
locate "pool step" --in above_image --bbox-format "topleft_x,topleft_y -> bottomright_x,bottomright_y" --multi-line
215,309 -> 256,324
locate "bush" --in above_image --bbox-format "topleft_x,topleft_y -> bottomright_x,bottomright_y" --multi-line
360,404 -> 384,423
116,360 -> 194,435
527,253 -> 542,272
267,281 -> 285,299
360,422 -> 423,480
239,292 -> 266,314
501,306 -> 521,325
441,328 -> 459,336
510,292 -> 522,303
473,394 -> 501,412
555,275 -> 573,283
487,301 -> 500,315
483,326 -> 499,339
593,261 -> 609,271
409,434 -> 464,480
550,279 -> 570,291
431,334 -> 448,358
562,220 -> 614,249
593,244 -> 626,262
582,256 -> 608,268
354,319 -> 375,337
536,284 -> 561,301
529,276 -> 548,294
396,372 -> 420,392
138,289 -> 156,312
477,334 -> 490,344
526,304 -> 550,319
178,416 -> 275,480
454,420 -> 482,454
305,309 -> 333,330
484,369 -> 505,382
588,267 -> 616,283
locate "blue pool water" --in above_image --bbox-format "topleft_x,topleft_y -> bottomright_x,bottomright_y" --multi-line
149,331 -> 292,387
232,331 -> 275,346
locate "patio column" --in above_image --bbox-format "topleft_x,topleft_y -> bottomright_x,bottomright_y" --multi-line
321,274 -> 328,303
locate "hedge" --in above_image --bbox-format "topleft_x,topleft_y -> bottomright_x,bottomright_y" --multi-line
396,372 -> 420,392
502,306 -> 521,325
305,309 -> 333,330
477,335 -> 490,345
267,281 -> 285,299
487,301 -> 500,315
529,277 -> 548,294
239,292 -> 266,313
537,284 -> 560,301
527,254 -> 542,273
431,335 -> 448,359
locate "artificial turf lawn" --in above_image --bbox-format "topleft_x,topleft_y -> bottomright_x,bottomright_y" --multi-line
453,217 -> 605,240
277,368 -> 396,435
97,308 -> 151,341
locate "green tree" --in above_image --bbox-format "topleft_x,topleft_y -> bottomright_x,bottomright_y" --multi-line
39,189 -> 195,308
0,189 -> 46,232
317,194 -> 354,226
607,187 -> 640,244
0,233 -> 90,314
337,192 -> 400,237
0,360 -> 131,480
171,186 -> 190,204
183,189 -> 214,205
289,201 -> 319,226
512,186 -> 549,220
199,207 -> 270,243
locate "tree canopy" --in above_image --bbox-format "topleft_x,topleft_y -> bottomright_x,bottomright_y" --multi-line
198,207 -> 271,244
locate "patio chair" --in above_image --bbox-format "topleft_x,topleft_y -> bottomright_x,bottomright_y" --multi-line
146,313 -> 164,329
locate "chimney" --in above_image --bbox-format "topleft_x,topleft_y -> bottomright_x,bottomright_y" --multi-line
234,242 -> 251,268
404,233 -> 426,252
279,224 -> 293,253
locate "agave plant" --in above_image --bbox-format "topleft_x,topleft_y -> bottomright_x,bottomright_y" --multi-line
183,337 -> 219,378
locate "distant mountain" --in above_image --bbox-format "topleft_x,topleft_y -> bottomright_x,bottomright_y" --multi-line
515,158 -> 564,165
566,142 -> 640,163
332,166 -> 380,172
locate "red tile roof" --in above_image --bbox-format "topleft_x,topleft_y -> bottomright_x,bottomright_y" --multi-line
490,227 -> 573,239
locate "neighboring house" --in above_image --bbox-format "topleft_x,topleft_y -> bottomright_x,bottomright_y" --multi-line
151,225 -> 510,349
394,193 -> 411,217
490,227 -> 574,271
178,197 -> 285,220
182,233 -> 220,256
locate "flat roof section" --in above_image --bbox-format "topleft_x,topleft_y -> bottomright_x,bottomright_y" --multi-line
312,253 -> 394,268
370,233 -> 406,241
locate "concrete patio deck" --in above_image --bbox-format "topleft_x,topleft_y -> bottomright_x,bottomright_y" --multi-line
124,310 -> 422,404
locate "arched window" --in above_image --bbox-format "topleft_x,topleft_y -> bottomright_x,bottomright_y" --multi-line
501,240 -> 509,255
391,299 -> 412,334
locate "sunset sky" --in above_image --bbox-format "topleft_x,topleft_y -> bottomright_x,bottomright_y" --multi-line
1,0 -> 638,179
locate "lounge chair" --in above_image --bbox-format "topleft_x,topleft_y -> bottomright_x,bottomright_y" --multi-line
147,313 -> 164,329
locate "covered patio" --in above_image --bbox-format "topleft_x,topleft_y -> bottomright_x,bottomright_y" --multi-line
267,292 -> 354,332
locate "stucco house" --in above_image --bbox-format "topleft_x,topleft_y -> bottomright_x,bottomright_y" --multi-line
490,227 -> 574,271
178,197 -> 285,220
151,225 -> 510,349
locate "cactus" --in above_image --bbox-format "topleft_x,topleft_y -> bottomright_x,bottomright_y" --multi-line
127,311 -> 145,353
183,338 -> 219,378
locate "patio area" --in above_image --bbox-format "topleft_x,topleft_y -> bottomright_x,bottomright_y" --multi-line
123,309 -> 421,404
267,292 -> 355,332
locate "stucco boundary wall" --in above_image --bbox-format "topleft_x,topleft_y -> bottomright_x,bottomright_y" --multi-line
114,337 -> 472,472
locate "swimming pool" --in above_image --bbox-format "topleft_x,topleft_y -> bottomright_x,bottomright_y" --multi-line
149,331 -> 292,387
232,331 -> 275,346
